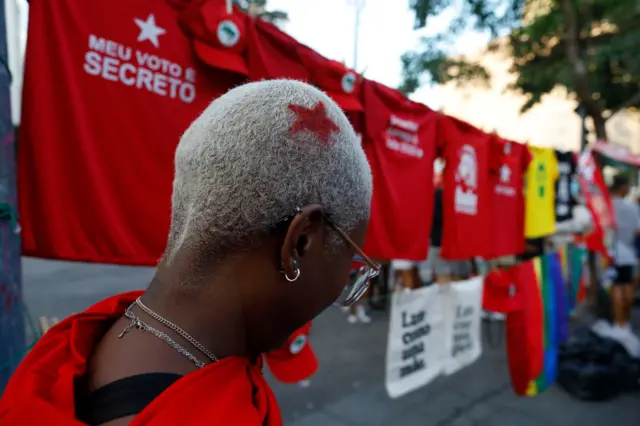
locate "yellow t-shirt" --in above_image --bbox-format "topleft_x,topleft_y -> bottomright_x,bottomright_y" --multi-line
525,147 -> 559,238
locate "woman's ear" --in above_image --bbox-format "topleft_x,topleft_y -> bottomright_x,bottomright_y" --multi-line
280,204 -> 325,278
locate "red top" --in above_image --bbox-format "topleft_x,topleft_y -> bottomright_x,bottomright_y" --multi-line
246,19 -> 309,81
0,292 -> 282,426
361,79 -> 437,261
19,0 -> 245,266
439,116 -> 491,260
482,268 -> 514,313
296,45 -> 362,112
487,137 -> 532,258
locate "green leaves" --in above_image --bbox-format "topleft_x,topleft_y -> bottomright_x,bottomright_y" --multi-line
402,0 -> 640,117
233,0 -> 289,25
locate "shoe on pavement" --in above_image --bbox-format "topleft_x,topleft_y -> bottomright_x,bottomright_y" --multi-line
608,325 -> 640,358
347,314 -> 358,324
490,312 -> 506,321
596,322 -> 640,358
356,305 -> 372,324
591,319 -> 612,337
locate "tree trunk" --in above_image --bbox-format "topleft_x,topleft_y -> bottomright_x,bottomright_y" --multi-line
591,111 -> 607,141
560,0 -> 608,141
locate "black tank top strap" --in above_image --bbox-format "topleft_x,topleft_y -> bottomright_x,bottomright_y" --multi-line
75,373 -> 183,425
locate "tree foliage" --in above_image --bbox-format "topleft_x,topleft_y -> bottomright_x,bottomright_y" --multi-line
233,0 -> 289,26
401,0 -> 640,139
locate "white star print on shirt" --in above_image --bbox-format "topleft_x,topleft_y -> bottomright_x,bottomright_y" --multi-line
499,164 -> 511,183
135,14 -> 166,48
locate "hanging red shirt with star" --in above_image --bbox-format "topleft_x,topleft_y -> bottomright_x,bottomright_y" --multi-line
19,0 -> 246,265
361,79 -> 438,261
439,116 -> 492,260
486,137 -> 532,258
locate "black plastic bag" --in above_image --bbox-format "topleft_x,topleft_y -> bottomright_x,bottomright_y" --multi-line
557,360 -> 621,401
557,327 -> 639,401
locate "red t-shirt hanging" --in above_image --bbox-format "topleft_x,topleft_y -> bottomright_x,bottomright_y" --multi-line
362,80 -> 437,261
487,137 -> 532,258
439,116 -> 491,260
296,45 -> 363,113
19,0 -> 246,265
246,19 -> 309,81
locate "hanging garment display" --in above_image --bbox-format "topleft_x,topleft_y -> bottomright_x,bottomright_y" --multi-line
385,285 -> 446,398
524,147 -> 559,238
487,137 -> 532,258
554,150 -> 578,223
246,19 -> 309,81
296,45 -> 362,113
439,116 -> 491,260
505,260 -> 544,396
19,0 -> 246,264
362,80 -> 437,261
577,149 -> 615,254
442,277 -> 484,375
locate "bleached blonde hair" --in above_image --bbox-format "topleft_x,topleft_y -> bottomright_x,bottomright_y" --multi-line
164,79 -> 373,262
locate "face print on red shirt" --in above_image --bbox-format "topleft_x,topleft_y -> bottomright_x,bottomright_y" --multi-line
439,116 -> 491,260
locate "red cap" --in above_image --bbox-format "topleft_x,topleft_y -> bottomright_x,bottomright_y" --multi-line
178,1 -> 248,75
264,323 -> 318,383
297,46 -> 363,112
482,269 -> 517,313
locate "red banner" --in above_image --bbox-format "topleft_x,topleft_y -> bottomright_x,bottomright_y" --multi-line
576,150 -> 614,254
592,140 -> 640,168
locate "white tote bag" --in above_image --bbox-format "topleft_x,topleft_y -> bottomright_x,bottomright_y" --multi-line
442,276 -> 484,375
385,285 -> 446,398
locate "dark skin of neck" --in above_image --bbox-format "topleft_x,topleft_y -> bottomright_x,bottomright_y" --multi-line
85,249 -> 277,425
84,206 -> 358,425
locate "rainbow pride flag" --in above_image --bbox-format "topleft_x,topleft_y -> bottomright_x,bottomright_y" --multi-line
558,244 -> 587,313
526,253 -> 570,396
548,253 -> 569,343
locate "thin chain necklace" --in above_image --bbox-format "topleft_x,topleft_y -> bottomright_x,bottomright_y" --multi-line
118,297 -> 218,369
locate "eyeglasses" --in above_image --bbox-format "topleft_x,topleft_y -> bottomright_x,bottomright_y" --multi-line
267,207 -> 381,307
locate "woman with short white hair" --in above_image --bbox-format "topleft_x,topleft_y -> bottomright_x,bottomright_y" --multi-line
1,80 -> 379,425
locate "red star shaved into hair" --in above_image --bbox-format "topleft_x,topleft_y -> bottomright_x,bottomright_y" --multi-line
288,101 -> 340,144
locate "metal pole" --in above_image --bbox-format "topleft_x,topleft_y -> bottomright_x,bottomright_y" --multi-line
0,0 -> 25,393
352,0 -> 365,71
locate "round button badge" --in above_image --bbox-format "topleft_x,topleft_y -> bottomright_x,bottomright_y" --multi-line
217,20 -> 240,48
341,72 -> 356,94
289,335 -> 307,354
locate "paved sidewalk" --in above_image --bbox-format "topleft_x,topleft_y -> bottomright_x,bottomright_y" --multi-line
21,258 -> 640,425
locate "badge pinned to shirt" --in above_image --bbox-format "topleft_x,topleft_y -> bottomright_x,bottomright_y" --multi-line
289,334 -> 307,354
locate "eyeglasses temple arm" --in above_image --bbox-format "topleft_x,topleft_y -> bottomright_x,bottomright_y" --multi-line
324,216 -> 381,271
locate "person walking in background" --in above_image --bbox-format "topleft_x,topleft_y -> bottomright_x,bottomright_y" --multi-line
346,264 -> 373,324
608,175 -> 640,357
0,80 -> 379,425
